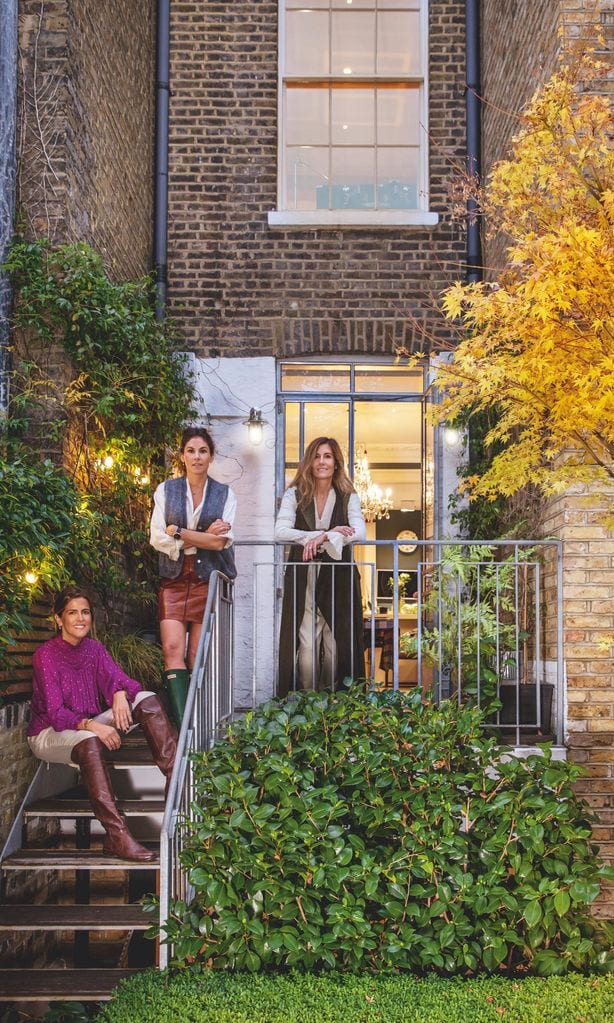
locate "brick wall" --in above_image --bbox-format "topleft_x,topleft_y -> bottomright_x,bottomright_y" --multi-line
17,0 -> 154,279
167,0 -> 467,357
482,0 -> 614,917
480,0 -> 560,276
2,0 -> 156,963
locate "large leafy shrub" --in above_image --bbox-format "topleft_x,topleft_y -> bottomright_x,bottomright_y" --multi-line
95,970 -> 614,1023
159,685 -> 613,975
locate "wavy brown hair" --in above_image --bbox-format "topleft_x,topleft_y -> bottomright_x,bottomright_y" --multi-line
290,437 -> 355,510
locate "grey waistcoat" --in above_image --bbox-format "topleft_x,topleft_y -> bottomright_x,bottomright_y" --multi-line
159,476 -> 237,581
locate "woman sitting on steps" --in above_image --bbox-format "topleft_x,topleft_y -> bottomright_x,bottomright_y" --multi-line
28,586 -> 178,863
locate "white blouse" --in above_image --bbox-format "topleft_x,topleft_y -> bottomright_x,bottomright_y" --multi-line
274,488 -> 366,561
150,478 -> 237,561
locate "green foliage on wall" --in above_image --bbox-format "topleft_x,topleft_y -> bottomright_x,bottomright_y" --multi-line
0,239 -> 197,671
5,239 -> 194,449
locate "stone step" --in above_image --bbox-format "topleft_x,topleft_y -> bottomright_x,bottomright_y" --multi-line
0,903 -> 151,930
104,746 -> 157,768
1,847 -> 159,872
25,797 -> 165,818
0,969 -> 139,1001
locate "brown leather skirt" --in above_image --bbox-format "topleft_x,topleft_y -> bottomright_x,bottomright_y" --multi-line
158,555 -> 209,624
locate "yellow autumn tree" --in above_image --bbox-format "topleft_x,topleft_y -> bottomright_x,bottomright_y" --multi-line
434,48 -> 613,502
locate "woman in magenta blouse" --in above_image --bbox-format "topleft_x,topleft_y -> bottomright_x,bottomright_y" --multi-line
28,586 -> 178,862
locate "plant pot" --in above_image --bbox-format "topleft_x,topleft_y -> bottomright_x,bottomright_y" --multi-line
497,683 -> 554,733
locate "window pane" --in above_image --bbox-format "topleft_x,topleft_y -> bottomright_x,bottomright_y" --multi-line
284,403 -> 300,484
286,1 -> 328,8
331,11 -> 375,76
331,88 -> 374,145
304,403 -> 350,459
355,363 -> 424,393
332,0 -> 375,8
285,147 -> 330,210
377,87 -> 419,145
331,147 -> 375,209
377,147 -> 418,209
354,401 -> 422,484
377,11 -> 420,75
286,11 -> 329,75
280,364 -> 351,392
286,88 -> 329,146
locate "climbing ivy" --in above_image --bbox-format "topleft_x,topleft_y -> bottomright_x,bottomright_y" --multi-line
0,239 -> 197,667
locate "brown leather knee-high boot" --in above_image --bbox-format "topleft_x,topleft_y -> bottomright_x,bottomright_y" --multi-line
132,695 -> 178,798
71,737 -> 155,862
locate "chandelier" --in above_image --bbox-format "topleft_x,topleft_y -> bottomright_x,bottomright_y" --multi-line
353,448 -> 393,522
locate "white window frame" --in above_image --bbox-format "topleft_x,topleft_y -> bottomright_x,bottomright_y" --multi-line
269,1 -> 437,229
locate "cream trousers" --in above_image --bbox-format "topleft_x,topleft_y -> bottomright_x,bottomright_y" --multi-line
28,690 -> 155,766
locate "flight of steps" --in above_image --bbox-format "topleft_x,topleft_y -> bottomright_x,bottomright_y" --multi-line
0,731 -> 164,1004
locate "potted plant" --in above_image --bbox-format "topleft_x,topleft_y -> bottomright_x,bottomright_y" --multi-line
399,545 -> 554,733
387,572 -> 417,614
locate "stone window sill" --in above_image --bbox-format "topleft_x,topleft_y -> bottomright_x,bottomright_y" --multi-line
267,210 -> 440,229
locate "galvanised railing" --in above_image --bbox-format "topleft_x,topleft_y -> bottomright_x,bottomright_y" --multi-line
242,539 -> 564,746
158,570 -> 234,969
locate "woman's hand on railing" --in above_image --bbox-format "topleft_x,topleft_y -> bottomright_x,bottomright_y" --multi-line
303,532 -> 328,561
329,525 -> 355,538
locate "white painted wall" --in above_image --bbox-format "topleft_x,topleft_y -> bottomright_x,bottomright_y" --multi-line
190,356 -> 278,708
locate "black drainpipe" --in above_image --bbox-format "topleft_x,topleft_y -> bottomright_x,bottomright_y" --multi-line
465,0 -> 482,283
154,0 -> 170,319
0,0 -> 18,418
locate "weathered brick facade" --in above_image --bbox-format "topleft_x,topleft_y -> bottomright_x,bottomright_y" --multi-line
1,0 -> 156,963
167,0 -> 467,357
18,0 -> 154,277
481,0 -> 614,916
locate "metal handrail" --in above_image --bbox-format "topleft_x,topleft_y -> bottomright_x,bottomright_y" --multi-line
158,569 -> 234,969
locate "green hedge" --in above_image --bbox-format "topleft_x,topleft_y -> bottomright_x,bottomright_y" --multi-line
96,970 -> 614,1023
155,686 -> 613,975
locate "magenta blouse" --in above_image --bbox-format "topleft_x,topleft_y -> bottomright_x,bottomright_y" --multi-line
28,634 -> 142,736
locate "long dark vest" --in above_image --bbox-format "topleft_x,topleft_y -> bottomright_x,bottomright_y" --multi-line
277,489 -> 365,697
158,476 -> 237,582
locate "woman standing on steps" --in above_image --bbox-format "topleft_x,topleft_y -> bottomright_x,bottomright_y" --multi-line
275,436 -> 366,696
150,426 -> 237,725
28,586 -> 178,863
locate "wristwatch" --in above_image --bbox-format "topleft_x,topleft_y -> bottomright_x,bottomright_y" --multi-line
174,527 -> 183,540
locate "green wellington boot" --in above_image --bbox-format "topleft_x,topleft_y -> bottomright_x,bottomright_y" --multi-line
164,668 -> 190,728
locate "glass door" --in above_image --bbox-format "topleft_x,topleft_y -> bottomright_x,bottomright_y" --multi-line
282,400 -> 351,491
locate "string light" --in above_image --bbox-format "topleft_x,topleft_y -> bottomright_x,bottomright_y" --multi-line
133,467 -> 150,486
24,570 -> 39,585
353,448 -> 393,522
